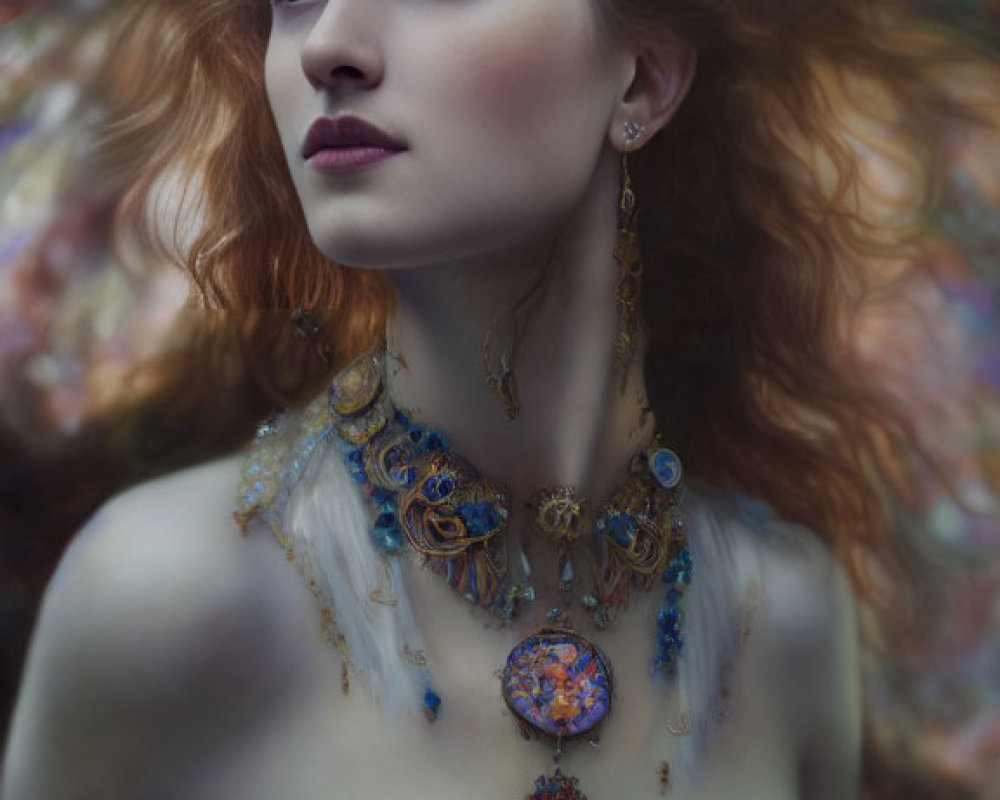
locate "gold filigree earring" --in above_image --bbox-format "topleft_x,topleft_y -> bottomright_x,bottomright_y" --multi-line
614,122 -> 646,389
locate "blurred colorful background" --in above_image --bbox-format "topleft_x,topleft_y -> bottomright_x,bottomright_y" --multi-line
1,1 -> 999,796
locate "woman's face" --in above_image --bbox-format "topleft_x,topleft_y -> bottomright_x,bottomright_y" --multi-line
265,0 -> 633,269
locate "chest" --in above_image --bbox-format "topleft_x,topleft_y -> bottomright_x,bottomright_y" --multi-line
175,594 -> 801,800
184,668 -> 799,800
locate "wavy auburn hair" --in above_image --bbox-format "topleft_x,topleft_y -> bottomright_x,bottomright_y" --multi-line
67,1 -> 998,599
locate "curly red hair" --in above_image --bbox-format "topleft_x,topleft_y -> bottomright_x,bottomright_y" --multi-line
80,0 -> 1000,603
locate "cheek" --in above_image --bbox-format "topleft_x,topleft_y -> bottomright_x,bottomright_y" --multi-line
376,11 -> 620,258
436,10 -> 612,143
264,43 -> 301,161
463,40 -> 559,124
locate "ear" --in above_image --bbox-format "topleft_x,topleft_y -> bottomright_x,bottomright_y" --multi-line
608,33 -> 696,152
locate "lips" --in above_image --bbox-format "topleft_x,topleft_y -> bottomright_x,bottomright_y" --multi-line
301,115 -> 407,160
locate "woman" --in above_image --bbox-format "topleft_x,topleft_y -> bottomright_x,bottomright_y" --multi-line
3,0 -> 997,797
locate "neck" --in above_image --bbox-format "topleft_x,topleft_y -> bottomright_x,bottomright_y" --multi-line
381,148 -> 653,621
384,148 -> 650,507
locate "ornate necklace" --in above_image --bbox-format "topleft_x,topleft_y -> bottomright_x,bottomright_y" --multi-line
327,351 -> 693,800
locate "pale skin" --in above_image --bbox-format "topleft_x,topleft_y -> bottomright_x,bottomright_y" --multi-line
3,1 -> 861,797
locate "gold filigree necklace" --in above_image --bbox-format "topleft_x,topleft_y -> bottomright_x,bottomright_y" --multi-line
327,351 -> 693,799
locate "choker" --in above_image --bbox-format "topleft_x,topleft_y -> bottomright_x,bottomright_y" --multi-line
326,351 -> 693,799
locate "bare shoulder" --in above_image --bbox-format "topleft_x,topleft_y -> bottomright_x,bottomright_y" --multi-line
749,508 -> 855,657
716,495 -> 861,797
26,455 -> 280,670
696,492 -> 855,647
3,456 -> 305,798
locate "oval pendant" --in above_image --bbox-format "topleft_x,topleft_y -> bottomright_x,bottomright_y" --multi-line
501,628 -> 613,740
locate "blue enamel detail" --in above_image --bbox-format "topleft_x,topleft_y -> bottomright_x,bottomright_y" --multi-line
372,525 -> 402,552
654,546 -> 693,676
603,512 -> 638,548
421,472 -> 457,502
649,448 -> 683,490
457,501 -> 504,536
425,431 -> 447,451
424,688 -> 442,718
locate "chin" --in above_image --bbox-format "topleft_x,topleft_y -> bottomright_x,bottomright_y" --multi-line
306,208 -> 553,272
307,225 -> 453,272
309,226 -> 394,270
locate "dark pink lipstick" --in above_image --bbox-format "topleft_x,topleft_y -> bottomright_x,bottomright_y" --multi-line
302,115 -> 406,174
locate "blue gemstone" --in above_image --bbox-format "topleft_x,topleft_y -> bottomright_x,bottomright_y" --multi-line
422,476 -> 443,502
388,464 -> 411,487
605,513 -> 638,548
373,527 -> 402,552
352,470 -> 369,485
375,511 -> 396,530
425,432 -> 447,451
649,448 -> 682,489
408,426 -> 425,444
458,501 -> 503,535
424,689 -> 442,714
394,410 -> 410,426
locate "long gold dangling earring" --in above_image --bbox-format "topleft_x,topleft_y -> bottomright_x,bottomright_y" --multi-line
614,122 -> 646,390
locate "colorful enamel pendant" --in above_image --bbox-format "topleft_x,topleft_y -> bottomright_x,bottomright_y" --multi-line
501,628 -> 613,800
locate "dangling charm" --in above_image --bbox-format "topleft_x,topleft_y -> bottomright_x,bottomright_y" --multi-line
527,486 -> 587,544
528,486 -> 587,621
502,628 -> 612,800
501,629 -> 613,740
614,150 -> 643,390
482,317 -> 521,421
528,769 -> 589,800
658,761 -> 672,795
487,361 -> 520,422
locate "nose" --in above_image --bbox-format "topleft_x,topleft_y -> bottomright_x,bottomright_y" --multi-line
299,1 -> 384,92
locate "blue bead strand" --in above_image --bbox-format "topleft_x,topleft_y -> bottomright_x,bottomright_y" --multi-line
654,547 -> 693,676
